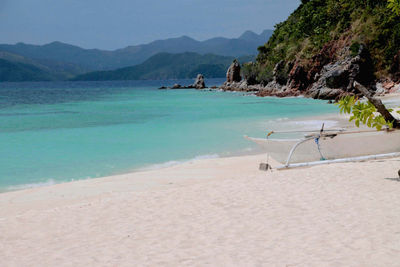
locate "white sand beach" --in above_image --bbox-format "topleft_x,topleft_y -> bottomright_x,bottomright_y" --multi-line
1,151 -> 400,266
2,97 -> 400,266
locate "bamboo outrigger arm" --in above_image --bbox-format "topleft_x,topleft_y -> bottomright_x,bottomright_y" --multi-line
277,152 -> 400,170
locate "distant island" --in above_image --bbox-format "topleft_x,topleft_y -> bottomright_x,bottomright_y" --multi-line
0,30 -> 272,82
72,53 -> 254,81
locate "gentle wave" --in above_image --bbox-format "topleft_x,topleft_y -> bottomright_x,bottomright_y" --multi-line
4,179 -> 57,192
0,154 -> 222,192
137,154 -> 220,171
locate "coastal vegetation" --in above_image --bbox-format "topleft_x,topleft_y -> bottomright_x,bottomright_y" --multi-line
246,0 -> 400,85
334,1 -> 400,130
337,95 -> 398,130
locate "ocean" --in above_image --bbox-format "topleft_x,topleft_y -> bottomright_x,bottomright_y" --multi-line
0,79 -> 338,191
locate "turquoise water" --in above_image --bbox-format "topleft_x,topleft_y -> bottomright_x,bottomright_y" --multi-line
0,79 -> 337,191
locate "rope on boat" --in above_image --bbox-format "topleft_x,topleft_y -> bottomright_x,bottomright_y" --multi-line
314,137 -> 326,161
265,131 -> 272,171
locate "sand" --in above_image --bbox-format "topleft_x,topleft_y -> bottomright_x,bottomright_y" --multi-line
2,96 -> 400,266
1,153 -> 400,266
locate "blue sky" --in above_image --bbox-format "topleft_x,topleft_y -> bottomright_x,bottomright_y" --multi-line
0,0 -> 300,50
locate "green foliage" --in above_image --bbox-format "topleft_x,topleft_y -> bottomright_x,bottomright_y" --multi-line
336,95 -> 398,130
257,66 -> 274,85
350,42 -> 361,57
73,53 -> 255,81
254,0 -> 400,80
388,0 -> 400,15
241,62 -> 258,85
0,58 -> 55,82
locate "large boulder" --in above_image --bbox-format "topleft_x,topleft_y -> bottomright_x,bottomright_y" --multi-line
226,59 -> 241,83
306,44 -> 375,100
287,61 -> 308,91
192,74 -> 206,89
306,60 -> 352,99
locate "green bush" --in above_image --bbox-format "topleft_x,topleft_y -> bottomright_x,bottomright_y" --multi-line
255,0 -> 399,79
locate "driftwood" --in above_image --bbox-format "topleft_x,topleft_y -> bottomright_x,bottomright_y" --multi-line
353,81 -> 400,128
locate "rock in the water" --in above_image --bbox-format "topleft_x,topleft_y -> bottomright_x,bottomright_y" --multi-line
158,86 -> 167,89
193,74 -> 206,89
226,59 -> 241,83
172,84 -> 182,89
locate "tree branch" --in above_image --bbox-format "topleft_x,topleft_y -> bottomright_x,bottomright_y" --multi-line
353,81 -> 400,128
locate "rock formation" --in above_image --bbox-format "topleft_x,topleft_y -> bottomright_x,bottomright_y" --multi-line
158,74 -> 207,90
172,84 -> 182,89
192,74 -> 206,89
219,41 -> 381,100
226,59 -> 241,83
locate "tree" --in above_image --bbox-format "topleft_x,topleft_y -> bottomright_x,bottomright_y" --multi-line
336,82 -> 400,130
336,1 -> 400,130
388,0 -> 400,16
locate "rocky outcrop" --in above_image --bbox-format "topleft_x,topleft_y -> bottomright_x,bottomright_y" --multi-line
226,59 -> 241,83
218,42 -> 381,100
172,84 -> 183,89
286,61 -> 308,92
220,80 -> 261,92
159,74 -> 207,90
192,74 -> 206,89
306,60 -> 352,99
306,45 -> 375,99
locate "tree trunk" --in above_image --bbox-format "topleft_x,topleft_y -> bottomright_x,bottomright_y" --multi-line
353,81 -> 400,128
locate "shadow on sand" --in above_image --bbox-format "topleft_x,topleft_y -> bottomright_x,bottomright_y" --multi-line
384,177 -> 400,182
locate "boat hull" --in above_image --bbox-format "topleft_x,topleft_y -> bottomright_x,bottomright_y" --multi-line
245,130 -> 400,164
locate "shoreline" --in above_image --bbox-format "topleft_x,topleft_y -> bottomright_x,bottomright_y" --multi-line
0,109 -> 381,213
1,92 -> 398,194
1,149 -> 400,266
1,99 -> 400,265
0,109 -> 343,194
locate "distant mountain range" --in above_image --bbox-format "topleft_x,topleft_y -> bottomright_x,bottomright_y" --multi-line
73,53 -> 255,81
0,50 -> 89,81
0,30 -> 272,81
0,59 -> 55,81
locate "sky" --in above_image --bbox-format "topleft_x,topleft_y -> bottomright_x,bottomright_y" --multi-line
0,0 -> 300,50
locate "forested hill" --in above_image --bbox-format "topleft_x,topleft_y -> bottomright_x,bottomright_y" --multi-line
73,53 -> 254,81
0,59 -> 55,82
241,0 -> 400,99
0,30 -> 272,71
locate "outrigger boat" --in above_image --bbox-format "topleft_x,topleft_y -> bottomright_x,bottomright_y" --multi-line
245,125 -> 400,170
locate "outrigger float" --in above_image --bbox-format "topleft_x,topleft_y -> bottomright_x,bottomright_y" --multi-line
245,125 -> 400,170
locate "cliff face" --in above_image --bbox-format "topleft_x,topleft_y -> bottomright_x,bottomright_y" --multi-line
225,0 -> 400,100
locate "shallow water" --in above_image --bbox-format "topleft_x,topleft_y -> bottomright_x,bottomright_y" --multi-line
0,79 -> 338,191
